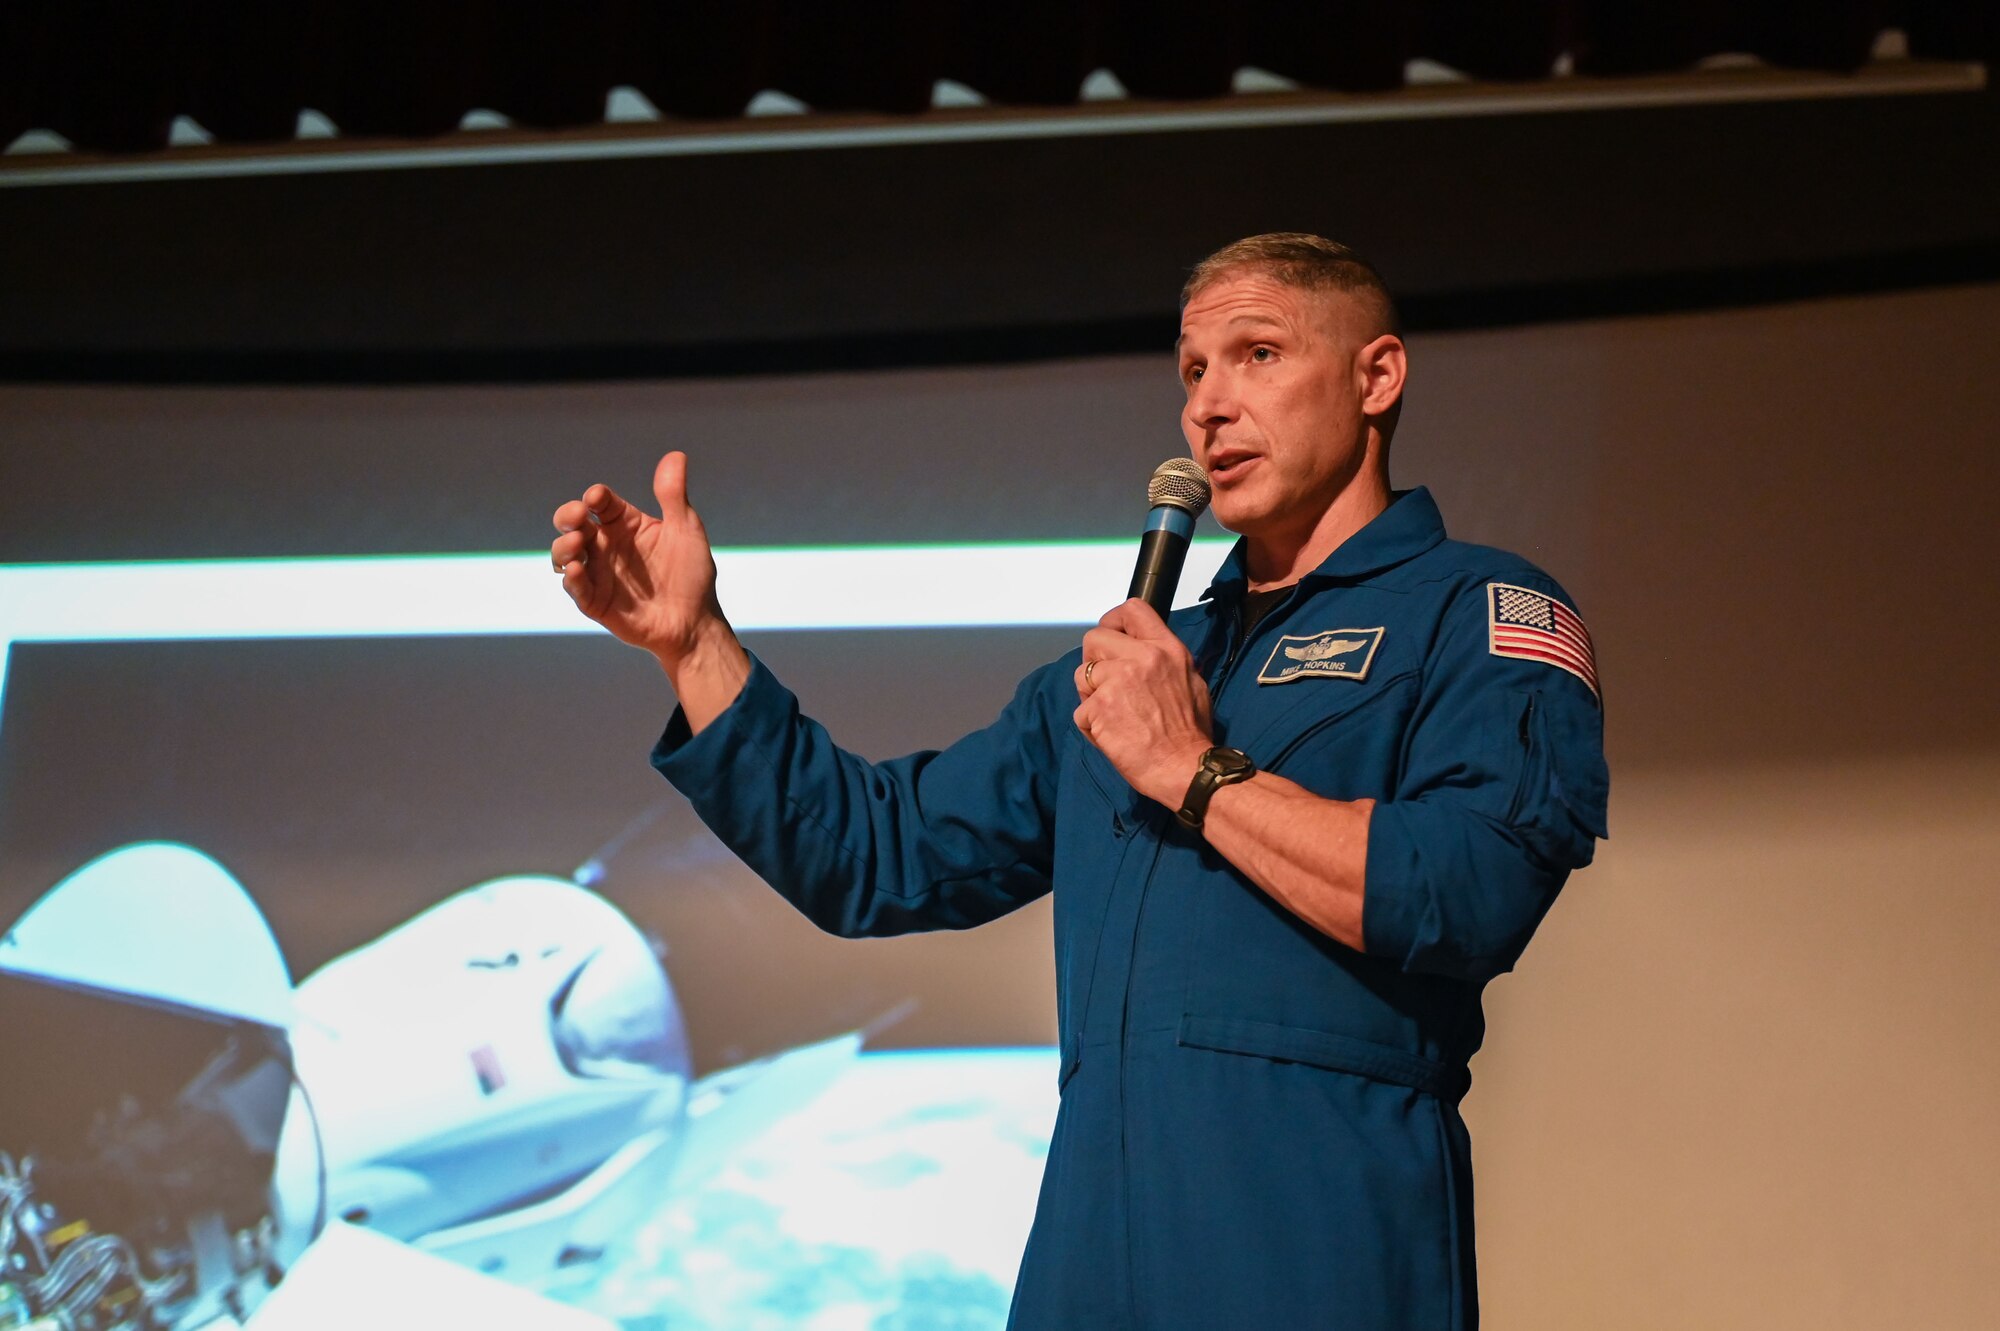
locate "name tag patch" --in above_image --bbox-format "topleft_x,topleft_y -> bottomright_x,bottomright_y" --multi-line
1257,627 -> 1385,685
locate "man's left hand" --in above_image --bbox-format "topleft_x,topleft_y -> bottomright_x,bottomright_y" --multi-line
1074,599 -> 1215,808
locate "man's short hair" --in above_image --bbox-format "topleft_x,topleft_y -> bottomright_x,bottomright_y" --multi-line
1182,233 -> 1401,341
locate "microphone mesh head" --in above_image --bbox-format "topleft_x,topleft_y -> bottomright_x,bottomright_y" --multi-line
1148,457 -> 1212,517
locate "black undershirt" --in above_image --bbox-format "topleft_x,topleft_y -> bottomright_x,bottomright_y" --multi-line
1239,584 -> 1295,640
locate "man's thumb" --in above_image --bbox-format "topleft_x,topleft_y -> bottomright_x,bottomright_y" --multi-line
653,450 -> 691,517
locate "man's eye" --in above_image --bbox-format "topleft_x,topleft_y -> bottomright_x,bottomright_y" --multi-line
1251,346 -> 1272,362
1186,366 -> 1204,384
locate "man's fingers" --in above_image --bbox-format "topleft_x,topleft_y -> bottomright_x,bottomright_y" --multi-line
1079,628 -> 1123,663
1099,597 -> 1173,639
583,482 -> 641,530
551,529 -> 592,571
1080,625 -> 1153,665
552,498 -> 598,534
558,558 -> 591,607
1074,656 -> 1111,699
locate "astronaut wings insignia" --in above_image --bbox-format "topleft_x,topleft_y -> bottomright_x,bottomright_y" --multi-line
1286,637 -> 1368,662
1258,627 -> 1385,684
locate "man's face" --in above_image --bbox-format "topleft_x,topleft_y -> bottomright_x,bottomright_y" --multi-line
1176,272 -> 1374,540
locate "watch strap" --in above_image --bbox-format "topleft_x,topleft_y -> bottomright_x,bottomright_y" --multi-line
1176,746 -> 1256,831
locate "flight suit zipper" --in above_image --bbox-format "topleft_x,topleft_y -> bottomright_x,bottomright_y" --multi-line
1103,583 -> 1308,1328
1206,583 -> 1309,703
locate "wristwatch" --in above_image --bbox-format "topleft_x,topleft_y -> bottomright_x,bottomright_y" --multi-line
1176,745 -> 1256,831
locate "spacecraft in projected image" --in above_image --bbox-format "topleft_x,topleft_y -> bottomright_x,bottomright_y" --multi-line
0,843 -> 856,1331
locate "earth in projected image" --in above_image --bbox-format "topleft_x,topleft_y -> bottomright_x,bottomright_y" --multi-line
559,1050 -> 1058,1331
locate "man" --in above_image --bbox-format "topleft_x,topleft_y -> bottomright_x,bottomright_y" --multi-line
551,233 -> 1608,1329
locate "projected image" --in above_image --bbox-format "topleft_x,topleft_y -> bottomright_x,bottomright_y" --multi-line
0,844 -> 1027,1331
0,557 -> 1135,1331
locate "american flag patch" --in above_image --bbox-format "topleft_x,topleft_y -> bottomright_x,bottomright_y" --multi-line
1488,583 -> 1598,702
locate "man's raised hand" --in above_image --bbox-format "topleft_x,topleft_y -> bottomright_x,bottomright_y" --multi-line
552,451 -> 731,673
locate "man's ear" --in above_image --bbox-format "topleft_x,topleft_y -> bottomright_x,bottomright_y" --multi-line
1357,334 -> 1407,417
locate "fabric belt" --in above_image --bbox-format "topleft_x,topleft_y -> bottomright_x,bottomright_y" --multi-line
1177,1014 -> 1471,1102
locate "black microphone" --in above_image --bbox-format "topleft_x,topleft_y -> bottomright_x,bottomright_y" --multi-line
1127,458 -> 1212,618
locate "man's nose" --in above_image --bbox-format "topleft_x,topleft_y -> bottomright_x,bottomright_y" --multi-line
1186,369 -> 1236,428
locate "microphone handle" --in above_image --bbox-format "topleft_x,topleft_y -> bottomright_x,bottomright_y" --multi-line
1128,504 -> 1196,618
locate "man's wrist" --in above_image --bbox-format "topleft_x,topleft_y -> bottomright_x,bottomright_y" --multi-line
658,617 -> 751,734
654,613 -> 735,674
1146,740 -> 1216,808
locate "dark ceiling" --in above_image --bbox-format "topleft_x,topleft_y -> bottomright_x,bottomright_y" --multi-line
5,2 -> 1988,151
0,5 -> 1993,382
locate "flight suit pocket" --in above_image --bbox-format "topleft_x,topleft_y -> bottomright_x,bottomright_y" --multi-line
1507,688 -> 1610,855
1234,670 -> 1417,781
1074,739 -> 1137,838
1502,690 -> 1541,826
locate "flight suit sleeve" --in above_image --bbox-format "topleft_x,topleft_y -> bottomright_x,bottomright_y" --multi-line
1363,576 -> 1610,982
650,652 -> 1064,938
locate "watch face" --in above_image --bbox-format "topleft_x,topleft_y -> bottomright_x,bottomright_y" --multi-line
1204,747 -> 1254,777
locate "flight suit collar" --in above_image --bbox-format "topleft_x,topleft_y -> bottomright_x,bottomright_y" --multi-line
1200,486 -> 1448,600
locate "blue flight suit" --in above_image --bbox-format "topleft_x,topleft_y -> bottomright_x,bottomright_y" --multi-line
652,487 -> 1608,1330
